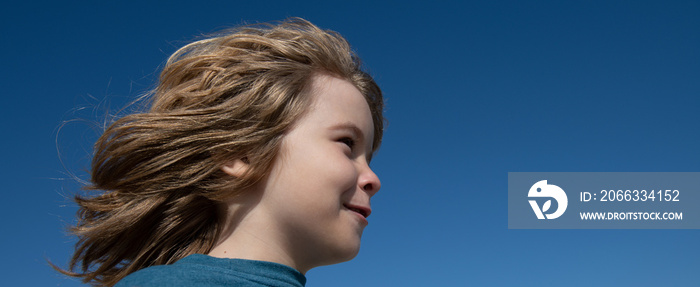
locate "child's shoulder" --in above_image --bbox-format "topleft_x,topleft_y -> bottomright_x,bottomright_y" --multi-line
115,254 -> 306,287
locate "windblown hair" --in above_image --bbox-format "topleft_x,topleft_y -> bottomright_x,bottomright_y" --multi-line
61,18 -> 383,286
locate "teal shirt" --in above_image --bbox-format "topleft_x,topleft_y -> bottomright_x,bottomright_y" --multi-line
115,254 -> 306,287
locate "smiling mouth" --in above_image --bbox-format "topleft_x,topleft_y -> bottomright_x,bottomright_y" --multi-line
344,204 -> 370,218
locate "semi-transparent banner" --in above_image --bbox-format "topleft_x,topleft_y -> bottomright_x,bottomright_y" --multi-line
508,172 -> 700,229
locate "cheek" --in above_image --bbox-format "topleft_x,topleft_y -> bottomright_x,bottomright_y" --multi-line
297,157 -> 359,210
325,154 -> 359,193
267,142 -> 359,207
296,144 -> 358,190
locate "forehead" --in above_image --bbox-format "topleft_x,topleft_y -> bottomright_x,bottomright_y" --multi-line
304,74 -> 374,140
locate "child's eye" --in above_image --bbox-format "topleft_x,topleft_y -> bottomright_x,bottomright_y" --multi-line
338,137 -> 355,149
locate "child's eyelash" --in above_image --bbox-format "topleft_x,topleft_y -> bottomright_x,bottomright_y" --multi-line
339,137 -> 355,149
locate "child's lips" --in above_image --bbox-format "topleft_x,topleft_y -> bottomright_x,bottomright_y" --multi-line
343,203 -> 371,219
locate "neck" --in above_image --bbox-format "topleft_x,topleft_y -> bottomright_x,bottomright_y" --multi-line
208,199 -> 313,274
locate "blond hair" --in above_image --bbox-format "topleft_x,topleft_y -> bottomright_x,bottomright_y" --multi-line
61,18 -> 383,286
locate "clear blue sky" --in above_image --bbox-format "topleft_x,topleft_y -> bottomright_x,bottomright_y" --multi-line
2,1 -> 699,286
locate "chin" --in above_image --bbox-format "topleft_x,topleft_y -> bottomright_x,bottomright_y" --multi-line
334,239 -> 363,263
316,241 -> 362,267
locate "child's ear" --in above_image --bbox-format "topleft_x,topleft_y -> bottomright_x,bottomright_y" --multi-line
221,158 -> 250,178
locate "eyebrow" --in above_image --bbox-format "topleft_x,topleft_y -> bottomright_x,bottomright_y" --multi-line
328,122 -> 374,162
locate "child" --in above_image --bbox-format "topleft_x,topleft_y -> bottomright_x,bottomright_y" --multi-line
61,18 -> 384,286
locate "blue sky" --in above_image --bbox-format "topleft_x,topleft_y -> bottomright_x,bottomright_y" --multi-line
2,1 -> 699,286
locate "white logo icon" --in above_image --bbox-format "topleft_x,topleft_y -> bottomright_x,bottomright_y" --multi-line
528,180 -> 568,219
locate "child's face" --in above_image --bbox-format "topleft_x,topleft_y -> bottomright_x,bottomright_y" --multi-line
260,74 -> 381,271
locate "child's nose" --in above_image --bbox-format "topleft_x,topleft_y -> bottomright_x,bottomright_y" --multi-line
358,165 -> 381,197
